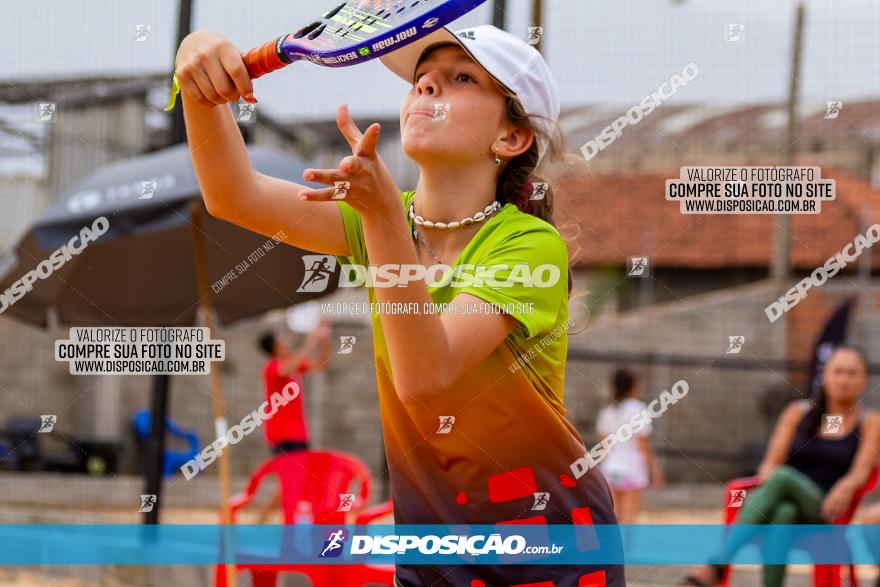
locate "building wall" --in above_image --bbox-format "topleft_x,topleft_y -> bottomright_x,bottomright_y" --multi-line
564,280 -> 880,482
3,276 -> 880,502
3,86 -> 879,507
0,283 -> 388,492
0,175 -> 47,250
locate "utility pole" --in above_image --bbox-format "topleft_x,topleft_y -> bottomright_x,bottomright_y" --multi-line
531,0 -> 544,53
144,0 -> 194,527
170,0 -> 193,146
493,0 -> 506,30
772,2 -> 805,281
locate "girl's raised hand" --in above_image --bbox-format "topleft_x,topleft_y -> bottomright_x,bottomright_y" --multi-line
175,31 -> 256,107
298,104 -> 401,218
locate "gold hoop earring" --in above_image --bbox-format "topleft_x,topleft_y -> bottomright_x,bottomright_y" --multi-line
494,150 -> 503,166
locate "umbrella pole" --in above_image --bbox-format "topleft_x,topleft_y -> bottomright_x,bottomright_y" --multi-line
143,373 -> 170,525
189,200 -> 237,586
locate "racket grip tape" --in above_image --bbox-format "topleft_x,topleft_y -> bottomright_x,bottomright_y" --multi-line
163,36 -> 290,111
241,36 -> 291,80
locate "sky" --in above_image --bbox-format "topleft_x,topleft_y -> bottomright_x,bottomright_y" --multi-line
0,0 -> 878,123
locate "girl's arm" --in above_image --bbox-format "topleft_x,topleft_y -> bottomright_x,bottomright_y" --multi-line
821,411 -> 880,521
176,31 -> 350,257
288,318 -> 330,373
310,323 -> 333,372
278,350 -> 310,378
756,399 -> 808,482
363,202 -> 516,402
295,108 -> 534,404
280,323 -> 331,375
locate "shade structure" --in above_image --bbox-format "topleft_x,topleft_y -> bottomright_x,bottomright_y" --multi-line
0,143 -> 339,327
0,142 -> 342,545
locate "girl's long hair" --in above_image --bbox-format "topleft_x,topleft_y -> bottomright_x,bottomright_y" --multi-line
610,368 -> 637,406
494,87 -> 587,298
800,343 -> 867,436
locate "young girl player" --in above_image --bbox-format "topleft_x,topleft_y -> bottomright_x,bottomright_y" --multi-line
175,23 -> 625,587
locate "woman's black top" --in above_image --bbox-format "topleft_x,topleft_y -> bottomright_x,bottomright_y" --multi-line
786,410 -> 861,493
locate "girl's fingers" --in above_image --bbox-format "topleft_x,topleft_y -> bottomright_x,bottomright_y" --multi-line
303,167 -> 347,184
297,185 -> 350,201
354,123 -> 381,158
219,49 -> 255,100
188,65 -> 223,105
177,70 -> 212,106
204,57 -> 242,103
338,156 -> 366,176
304,157 -> 363,181
335,103 -> 364,150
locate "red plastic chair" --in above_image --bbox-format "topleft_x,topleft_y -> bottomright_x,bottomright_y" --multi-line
718,467 -> 879,587
213,449 -> 395,587
341,499 -> 396,587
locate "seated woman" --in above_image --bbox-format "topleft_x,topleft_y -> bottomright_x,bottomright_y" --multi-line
682,344 -> 880,587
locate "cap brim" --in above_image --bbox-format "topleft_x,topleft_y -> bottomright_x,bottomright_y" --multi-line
379,27 -> 461,85
379,27 -> 512,94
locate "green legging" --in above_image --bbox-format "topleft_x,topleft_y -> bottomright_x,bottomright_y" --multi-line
709,464 -> 826,587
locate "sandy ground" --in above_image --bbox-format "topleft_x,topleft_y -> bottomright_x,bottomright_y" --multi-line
0,569 -> 129,587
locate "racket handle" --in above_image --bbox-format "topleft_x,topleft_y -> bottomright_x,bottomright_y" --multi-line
241,36 -> 291,80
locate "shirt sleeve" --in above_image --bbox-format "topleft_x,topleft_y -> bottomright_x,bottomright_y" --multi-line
628,400 -> 652,437
596,407 -> 614,437
335,200 -> 367,268
263,359 -> 279,390
335,191 -> 414,281
456,222 -> 568,340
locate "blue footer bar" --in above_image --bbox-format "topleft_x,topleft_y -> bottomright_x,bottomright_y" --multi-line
1,524 -> 880,565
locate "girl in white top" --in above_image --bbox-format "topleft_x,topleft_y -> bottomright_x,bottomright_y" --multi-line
596,368 -> 665,523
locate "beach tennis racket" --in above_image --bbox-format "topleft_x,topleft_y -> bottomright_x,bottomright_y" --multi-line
166,0 -> 488,110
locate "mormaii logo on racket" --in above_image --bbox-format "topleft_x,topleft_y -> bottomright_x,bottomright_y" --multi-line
372,26 -> 417,52
422,17 -> 439,28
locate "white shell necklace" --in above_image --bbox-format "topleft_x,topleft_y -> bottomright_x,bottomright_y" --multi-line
409,198 -> 503,265
408,200 -> 502,230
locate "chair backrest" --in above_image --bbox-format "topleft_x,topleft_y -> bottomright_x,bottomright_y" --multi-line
243,449 -> 372,524
131,410 -> 151,439
839,465 -> 880,523
722,477 -> 760,525
132,410 -> 198,444
132,410 -> 201,476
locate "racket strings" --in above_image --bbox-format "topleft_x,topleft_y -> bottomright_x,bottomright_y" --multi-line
355,0 -> 427,20
332,1 -> 395,38
300,0 -> 436,45
357,0 -> 400,12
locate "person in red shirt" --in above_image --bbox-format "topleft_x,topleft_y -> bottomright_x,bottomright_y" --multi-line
256,319 -> 331,523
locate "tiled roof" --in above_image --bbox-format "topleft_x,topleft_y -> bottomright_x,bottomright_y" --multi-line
554,168 -> 880,269
560,100 -> 880,148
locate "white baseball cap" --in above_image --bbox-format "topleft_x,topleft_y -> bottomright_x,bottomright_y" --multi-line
380,24 -> 560,165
